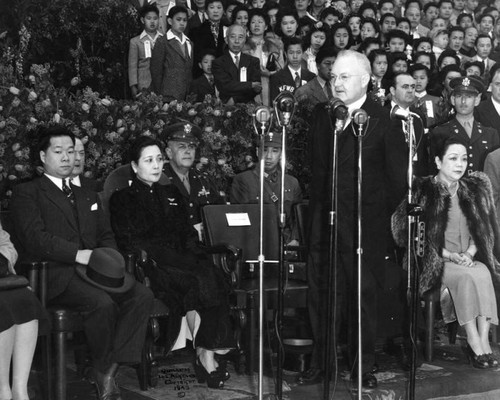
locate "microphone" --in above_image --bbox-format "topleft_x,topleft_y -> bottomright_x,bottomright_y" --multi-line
390,105 -> 422,121
252,106 -> 272,136
327,98 -> 348,120
352,109 -> 368,125
274,91 -> 297,127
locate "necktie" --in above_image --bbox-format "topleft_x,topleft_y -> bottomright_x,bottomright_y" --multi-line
325,80 -> 333,100
62,178 -> 75,205
294,72 -> 301,88
208,76 -> 214,86
234,55 -> 239,68
184,41 -> 190,59
464,120 -> 473,137
182,176 -> 191,194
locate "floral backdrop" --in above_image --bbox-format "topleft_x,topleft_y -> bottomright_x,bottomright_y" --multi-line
0,0 -> 313,209
0,61 -> 313,209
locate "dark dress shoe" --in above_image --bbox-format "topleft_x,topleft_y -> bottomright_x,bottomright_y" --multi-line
296,367 -> 323,385
94,370 -> 122,400
485,353 -> 499,368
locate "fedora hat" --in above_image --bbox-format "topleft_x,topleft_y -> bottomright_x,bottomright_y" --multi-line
76,248 -> 134,293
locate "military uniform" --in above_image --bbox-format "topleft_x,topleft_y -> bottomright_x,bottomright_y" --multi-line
230,168 -> 302,216
230,132 -> 303,242
430,119 -> 499,173
164,163 -> 225,225
429,76 -> 500,174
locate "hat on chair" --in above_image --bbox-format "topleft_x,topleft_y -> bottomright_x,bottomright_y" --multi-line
76,248 -> 134,293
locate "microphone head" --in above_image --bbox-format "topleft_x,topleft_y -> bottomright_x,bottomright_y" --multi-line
254,106 -> 271,123
274,91 -> 296,113
352,109 -> 368,125
328,98 -> 348,119
390,105 -> 409,120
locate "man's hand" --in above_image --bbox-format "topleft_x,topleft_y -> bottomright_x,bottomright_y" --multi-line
252,82 -> 263,93
76,249 -> 93,265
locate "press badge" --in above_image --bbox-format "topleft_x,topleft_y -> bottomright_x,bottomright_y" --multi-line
240,67 -> 247,82
425,100 -> 434,118
144,40 -> 152,58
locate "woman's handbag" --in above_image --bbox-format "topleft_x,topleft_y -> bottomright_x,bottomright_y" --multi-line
0,255 -> 30,290
0,275 -> 30,290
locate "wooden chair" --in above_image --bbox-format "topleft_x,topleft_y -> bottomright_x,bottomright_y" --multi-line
201,204 -> 309,373
1,210 -> 86,400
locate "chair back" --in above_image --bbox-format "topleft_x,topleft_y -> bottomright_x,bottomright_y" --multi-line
292,201 -> 309,247
202,204 -> 280,283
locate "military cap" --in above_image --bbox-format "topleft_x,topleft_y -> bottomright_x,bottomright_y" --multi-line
262,131 -> 283,148
450,76 -> 485,96
164,122 -> 201,144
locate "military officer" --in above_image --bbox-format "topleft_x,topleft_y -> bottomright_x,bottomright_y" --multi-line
430,75 -> 500,174
164,122 -> 225,233
230,131 -> 302,244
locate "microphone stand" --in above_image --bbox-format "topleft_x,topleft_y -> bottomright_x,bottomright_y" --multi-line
252,108 -> 272,400
324,109 -> 346,400
403,114 -> 422,400
352,115 -> 367,399
273,93 -> 295,400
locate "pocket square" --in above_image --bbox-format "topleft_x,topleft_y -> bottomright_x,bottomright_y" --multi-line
91,203 -> 98,211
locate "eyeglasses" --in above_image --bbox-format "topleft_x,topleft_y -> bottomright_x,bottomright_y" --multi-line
331,73 -> 365,84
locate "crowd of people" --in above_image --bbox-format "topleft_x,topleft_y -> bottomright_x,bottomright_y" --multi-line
2,0 -> 500,398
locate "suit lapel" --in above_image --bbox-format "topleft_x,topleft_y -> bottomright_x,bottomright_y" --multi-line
167,38 -> 187,60
39,176 -> 79,232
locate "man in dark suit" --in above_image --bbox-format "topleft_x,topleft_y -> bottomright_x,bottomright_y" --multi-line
294,47 -> 337,106
70,137 -> 103,192
430,75 -> 500,173
212,24 -> 262,104
164,122 -> 225,231
475,63 -> 500,139
11,126 -> 153,400
388,72 -> 429,212
301,50 -> 400,389
269,37 -> 316,103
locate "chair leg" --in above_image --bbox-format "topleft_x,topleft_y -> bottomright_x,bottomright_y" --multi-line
55,332 -> 67,400
248,292 -> 256,375
425,297 -> 436,362
137,347 -> 148,391
491,325 -> 498,344
41,335 -> 52,400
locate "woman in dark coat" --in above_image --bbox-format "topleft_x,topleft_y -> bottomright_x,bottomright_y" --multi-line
0,220 -> 47,400
392,137 -> 500,369
109,136 -> 233,389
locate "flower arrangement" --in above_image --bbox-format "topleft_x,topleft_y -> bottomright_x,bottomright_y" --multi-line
0,63 -> 312,209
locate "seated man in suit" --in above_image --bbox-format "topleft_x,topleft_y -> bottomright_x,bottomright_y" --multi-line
269,37 -> 316,103
230,131 -> 303,245
11,126 -> 153,400
70,137 -> 102,192
294,46 -> 337,106
164,122 -> 225,235
212,24 -> 262,104
475,63 -> 500,139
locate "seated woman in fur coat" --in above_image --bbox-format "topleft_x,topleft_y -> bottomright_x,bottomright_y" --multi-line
392,136 -> 500,369
109,135 -> 234,389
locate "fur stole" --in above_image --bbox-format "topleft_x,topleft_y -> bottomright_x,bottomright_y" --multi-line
391,172 -> 500,295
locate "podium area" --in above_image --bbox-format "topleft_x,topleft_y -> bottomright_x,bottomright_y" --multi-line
26,328 -> 500,400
